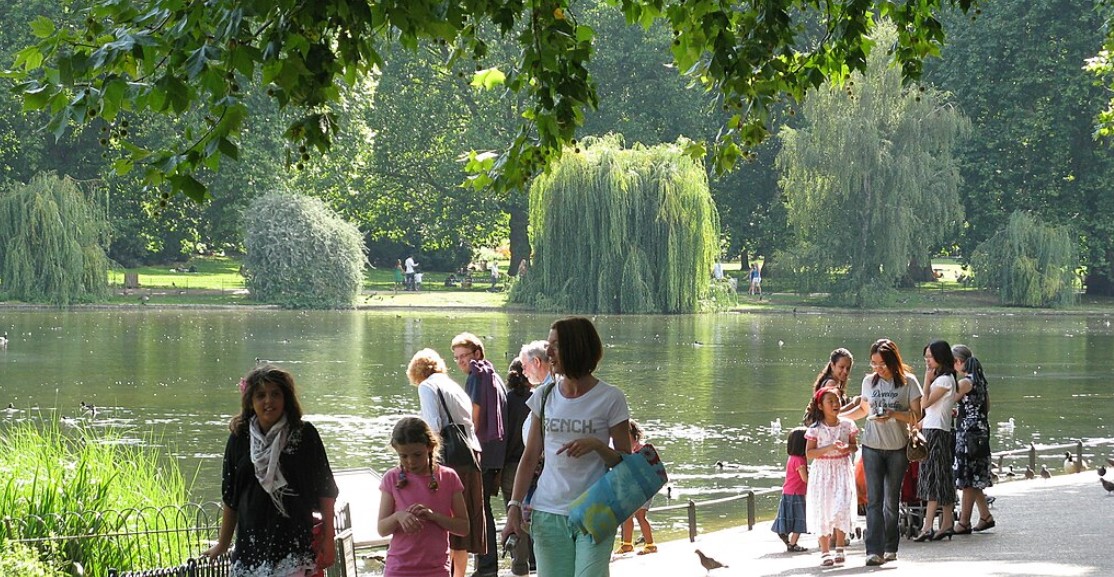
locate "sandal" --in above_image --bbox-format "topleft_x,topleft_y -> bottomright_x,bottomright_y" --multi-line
636,544 -> 657,555
614,542 -> 633,554
786,543 -> 808,553
973,516 -> 996,532
952,521 -> 972,535
834,548 -> 845,564
821,553 -> 835,567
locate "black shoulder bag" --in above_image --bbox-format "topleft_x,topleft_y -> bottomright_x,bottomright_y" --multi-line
436,388 -> 480,472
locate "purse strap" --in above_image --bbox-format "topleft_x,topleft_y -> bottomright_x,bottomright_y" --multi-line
435,387 -> 457,426
538,381 -> 556,445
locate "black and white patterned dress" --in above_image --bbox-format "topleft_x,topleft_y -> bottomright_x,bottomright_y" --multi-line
953,375 -> 992,490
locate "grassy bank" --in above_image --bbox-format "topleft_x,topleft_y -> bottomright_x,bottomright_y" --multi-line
73,255 -> 1114,313
0,419 -> 191,576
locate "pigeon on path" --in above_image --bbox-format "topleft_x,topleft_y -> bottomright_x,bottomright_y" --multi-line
1040,465 -> 1052,480
1101,477 -> 1114,494
1024,466 -> 1035,480
695,549 -> 728,574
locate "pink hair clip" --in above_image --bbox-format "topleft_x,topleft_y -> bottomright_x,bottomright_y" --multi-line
238,378 -> 248,394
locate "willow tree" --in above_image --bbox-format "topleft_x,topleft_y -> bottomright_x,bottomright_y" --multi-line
512,136 -> 718,314
777,22 -> 970,306
0,173 -> 109,305
971,211 -> 1077,307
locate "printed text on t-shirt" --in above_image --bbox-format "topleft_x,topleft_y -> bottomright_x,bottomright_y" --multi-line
545,418 -> 597,434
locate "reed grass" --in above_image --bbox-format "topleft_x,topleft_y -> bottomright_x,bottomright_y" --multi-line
0,418 -> 191,577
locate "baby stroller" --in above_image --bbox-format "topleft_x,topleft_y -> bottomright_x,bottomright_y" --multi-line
898,461 -> 959,539
898,461 -> 925,539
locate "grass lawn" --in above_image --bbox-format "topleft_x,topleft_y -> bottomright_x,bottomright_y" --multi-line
108,256 -> 246,291
105,256 -> 513,308
93,255 -> 1114,313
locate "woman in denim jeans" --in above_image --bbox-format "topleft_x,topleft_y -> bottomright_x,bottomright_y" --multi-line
841,339 -> 922,566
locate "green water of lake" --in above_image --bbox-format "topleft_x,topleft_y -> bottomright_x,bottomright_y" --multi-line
2,309 -> 1111,538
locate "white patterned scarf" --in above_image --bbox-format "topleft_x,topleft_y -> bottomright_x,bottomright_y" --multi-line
249,415 -> 296,518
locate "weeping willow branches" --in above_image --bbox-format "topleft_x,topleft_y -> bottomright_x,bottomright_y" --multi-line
777,22 -> 969,306
513,135 -> 719,313
971,211 -> 1078,307
0,173 -> 110,305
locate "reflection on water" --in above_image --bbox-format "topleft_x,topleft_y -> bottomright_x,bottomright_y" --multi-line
2,309 -> 1112,538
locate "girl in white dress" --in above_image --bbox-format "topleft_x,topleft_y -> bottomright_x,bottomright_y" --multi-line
805,387 -> 859,567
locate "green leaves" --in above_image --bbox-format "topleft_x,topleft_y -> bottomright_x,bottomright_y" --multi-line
29,16 -> 55,39
9,0 -> 980,203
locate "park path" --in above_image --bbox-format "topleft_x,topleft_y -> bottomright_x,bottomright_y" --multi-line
597,471 -> 1112,577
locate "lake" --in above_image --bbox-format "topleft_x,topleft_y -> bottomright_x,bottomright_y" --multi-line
2,309 -> 1112,538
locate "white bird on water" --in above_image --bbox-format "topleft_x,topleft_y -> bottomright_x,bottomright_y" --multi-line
996,417 -> 1016,433
770,417 -> 782,435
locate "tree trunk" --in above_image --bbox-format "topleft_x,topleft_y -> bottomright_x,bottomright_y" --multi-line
507,192 -> 530,277
905,256 -> 936,286
1085,258 -> 1114,296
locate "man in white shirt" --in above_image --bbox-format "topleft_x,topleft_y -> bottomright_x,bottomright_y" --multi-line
403,255 -> 418,291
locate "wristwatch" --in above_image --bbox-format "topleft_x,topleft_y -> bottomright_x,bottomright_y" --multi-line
507,500 -> 522,509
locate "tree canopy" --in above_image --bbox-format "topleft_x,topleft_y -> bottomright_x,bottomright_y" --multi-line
6,0 -> 978,202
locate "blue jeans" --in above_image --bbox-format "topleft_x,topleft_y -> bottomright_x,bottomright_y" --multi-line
862,446 -> 909,556
531,510 -> 613,577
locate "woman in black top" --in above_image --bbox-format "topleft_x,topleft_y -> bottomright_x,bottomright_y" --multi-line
202,366 -> 339,576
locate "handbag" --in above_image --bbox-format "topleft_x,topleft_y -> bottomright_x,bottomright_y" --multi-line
567,443 -> 668,544
436,389 -> 480,472
968,431 -> 992,459
906,427 -> 928,462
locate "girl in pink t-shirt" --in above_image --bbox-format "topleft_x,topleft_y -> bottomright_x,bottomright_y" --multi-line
772,427 -> 809,552
378,417 -> 470,577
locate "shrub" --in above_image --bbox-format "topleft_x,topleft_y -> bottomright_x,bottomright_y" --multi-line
243,191 -> 367,308
0,541 -> 65,577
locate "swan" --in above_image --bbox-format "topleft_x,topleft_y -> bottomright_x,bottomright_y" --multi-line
0,332 -> 8,348
770,417 -> 783,434
996,417 -> 1016,432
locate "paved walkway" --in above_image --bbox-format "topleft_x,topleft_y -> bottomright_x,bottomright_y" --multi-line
605,472 -> 1112,577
